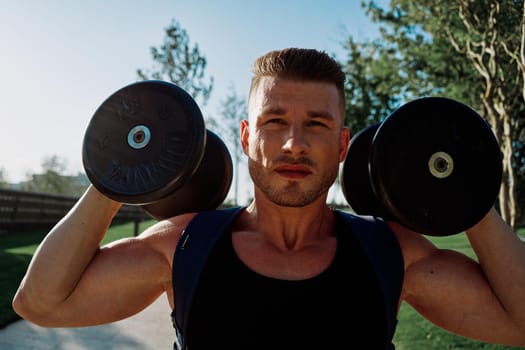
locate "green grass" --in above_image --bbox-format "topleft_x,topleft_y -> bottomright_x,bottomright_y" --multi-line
2,222 -> 525,349
0,219 -> 155,328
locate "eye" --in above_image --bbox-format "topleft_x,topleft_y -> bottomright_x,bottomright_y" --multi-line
307,120 -> 328,128
266,118 -> 286,125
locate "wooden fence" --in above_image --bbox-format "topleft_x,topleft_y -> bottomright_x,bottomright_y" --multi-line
0,188 -> 151,235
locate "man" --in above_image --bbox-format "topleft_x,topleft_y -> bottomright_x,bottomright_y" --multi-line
13,48 -> 525,349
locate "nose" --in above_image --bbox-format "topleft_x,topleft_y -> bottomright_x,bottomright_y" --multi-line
281,123 -> 309,155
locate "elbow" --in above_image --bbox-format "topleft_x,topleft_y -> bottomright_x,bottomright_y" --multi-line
12,288 -> 38,323
12,288 -> 56,327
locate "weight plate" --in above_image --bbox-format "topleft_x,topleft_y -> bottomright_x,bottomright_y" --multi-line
341,123 -> 388,218
370,97 -> 502,236
142,129 -> 233,220
82,80 -> 206,204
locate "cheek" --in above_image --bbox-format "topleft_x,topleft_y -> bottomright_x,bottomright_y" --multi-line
249,138 -> 265,158
316,138 -> 345,165
245,132 -> 261,158
247,135 -> 276,166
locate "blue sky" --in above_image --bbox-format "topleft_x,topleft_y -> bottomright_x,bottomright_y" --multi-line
1,0 -> 385,201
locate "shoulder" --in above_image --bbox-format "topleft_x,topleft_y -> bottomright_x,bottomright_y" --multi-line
386,221 -> 439,270
334,210 -> 404,266
141,206 -> 245,244
141,212 -> 198,239
136,212 -> 199,261
334,210 -> 396,241
335,211 -> 439,270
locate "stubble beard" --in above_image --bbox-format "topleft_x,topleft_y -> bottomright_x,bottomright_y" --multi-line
248,158 -> 337,207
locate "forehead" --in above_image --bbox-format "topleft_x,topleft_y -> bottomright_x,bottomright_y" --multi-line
249,77 -> 342,117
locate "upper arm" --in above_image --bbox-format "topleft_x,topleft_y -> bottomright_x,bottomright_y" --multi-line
26,218 -> 187,327
390,221 -> 524,345
42,235 -> 171,326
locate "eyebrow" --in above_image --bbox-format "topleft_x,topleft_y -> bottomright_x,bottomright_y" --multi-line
307,110 -> 336,121
260,106 -> 335,121
260,106 -> 286,115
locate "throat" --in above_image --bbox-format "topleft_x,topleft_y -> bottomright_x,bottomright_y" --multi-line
270,210 -> 334,253
234,205 -> 337,279
281,232 -> 305,252
233,234 -> 337,280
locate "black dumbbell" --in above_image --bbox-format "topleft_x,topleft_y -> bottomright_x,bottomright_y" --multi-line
82,80 -> 233,220
341,96 -> 502,236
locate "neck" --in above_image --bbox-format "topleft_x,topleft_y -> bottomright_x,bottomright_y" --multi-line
244,197 -> 335,252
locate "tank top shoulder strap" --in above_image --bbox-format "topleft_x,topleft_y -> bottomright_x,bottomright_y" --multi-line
171,206 -> 245,350
333,210 -> 404,346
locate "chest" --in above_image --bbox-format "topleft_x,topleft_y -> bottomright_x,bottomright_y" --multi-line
186,230 -> 387,349
231,234 -> 338,280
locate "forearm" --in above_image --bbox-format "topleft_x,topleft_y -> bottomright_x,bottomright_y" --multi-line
13,185 -> 122,314
466,208 -> 525,327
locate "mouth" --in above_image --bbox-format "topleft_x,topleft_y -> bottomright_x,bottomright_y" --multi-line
274,164 -> 312,179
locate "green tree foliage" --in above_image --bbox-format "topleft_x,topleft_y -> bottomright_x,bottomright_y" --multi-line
341,0 -> 524,228
340,37 -> 406,132
21,155 -> 88,196
137,19 -> 214,107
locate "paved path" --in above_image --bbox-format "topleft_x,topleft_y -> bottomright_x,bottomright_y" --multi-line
0,296 -> 175,349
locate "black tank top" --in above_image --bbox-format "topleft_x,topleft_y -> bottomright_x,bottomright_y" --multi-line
185,214 -> 388,349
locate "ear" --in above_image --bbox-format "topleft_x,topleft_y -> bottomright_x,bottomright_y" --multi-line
240,119 -> 250,155
339,127 -> 350,162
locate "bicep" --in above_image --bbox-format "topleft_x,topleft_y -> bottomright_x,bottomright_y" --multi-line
401,240 -> 519,343
41,236 -> 172,327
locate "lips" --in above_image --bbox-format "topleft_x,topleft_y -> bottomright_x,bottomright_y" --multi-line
275,164 -> 312,179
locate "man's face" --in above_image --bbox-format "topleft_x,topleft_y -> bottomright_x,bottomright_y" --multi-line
241,77 -> 349,207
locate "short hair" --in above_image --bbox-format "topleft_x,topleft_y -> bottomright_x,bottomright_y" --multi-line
249,48 -> 346,113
